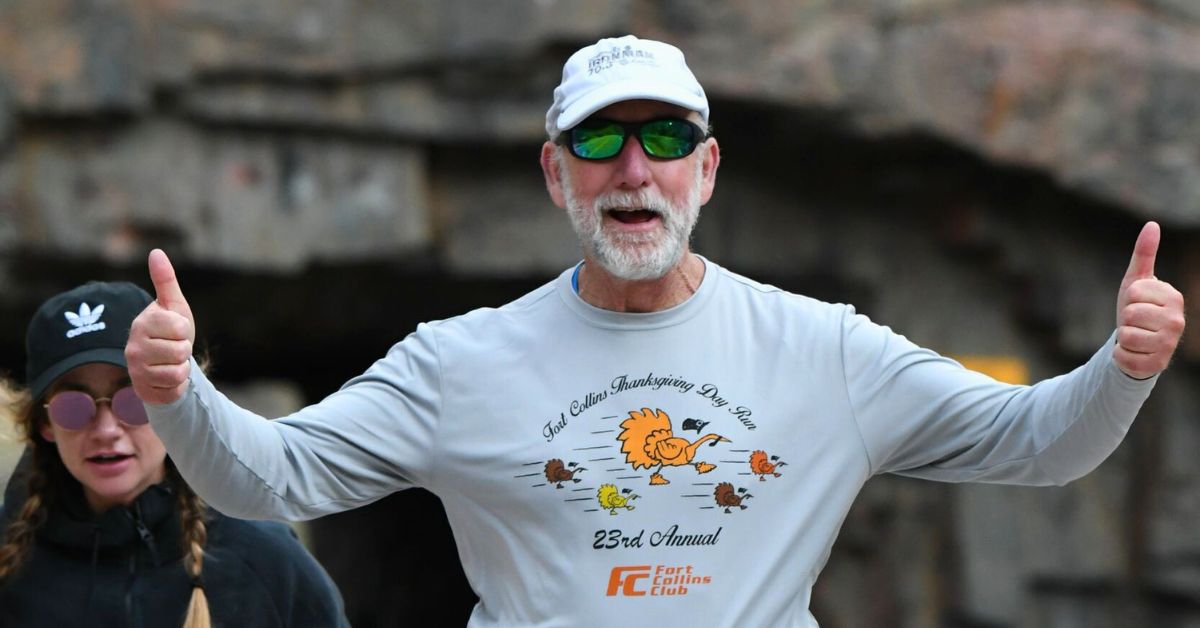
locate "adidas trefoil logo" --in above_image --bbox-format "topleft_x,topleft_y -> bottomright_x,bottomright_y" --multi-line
64,303 -> 106,338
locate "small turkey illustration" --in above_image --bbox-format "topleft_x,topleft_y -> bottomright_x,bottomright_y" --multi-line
713,482 -> 752,514
749,450 -> 787,481
597,484 -> 639,515
543,459 -> 586,489
617,407 -> 730,485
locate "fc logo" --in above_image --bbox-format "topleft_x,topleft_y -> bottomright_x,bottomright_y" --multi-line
606,564 -> 711,597
606,565 -> 651,596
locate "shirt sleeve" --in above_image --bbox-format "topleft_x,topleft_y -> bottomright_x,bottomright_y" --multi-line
840,307 -> 1157,485
146,322 -> 443,521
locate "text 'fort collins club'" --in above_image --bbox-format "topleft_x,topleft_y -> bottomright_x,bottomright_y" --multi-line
606,564 -> 712,597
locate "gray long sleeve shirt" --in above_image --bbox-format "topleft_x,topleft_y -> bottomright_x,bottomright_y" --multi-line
148,257 -> 1156,627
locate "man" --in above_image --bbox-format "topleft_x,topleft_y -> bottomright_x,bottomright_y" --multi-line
126,35 -> 1185,627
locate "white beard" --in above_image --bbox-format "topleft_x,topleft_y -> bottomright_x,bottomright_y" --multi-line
559,152 -> 703,281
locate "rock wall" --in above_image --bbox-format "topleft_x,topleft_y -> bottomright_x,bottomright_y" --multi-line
1,2 -> 1197,626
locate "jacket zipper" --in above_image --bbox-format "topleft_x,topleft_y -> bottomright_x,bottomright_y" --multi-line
126,503 -> 159,628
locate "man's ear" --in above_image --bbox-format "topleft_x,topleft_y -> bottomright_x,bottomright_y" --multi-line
40,423 -> 56,443
698,136 -> 720,206
540,142 -> 567,209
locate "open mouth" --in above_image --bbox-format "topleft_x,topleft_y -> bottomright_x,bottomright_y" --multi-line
607,209 -> 659,224
87,453 -> 133,465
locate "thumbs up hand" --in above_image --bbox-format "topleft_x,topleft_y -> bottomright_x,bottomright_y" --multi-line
1113,222 -> 1186,379
126,249 -> 196,404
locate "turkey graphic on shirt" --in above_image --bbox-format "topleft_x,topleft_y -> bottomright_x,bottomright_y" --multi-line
617,408 -> 730,485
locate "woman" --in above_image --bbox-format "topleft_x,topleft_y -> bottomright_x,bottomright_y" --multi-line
0,281 -> 349,627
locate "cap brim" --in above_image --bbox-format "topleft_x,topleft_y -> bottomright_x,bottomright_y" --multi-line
555,79 -> 707,134
29,347 -> 129,402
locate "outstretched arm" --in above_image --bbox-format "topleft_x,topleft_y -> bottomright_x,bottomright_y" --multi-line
846,222 -> 1185,484
127,250 -> 441,520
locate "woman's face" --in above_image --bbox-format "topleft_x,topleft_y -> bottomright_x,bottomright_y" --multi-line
39,363 -> 167,514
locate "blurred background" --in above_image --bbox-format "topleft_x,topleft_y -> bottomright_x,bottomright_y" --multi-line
0,1 -> 1198,626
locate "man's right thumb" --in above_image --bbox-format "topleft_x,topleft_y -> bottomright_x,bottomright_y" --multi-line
148,248 -> 188,313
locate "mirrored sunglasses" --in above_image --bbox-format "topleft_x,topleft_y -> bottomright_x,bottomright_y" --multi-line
559,117 -> 708,161
43,387 -> 150,430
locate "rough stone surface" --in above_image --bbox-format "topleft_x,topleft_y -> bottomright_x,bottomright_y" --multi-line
221,378 -> 305,420
660,2 -> 1200,225
182,77 -> 551,142
197,133 -> 431,268
4,120 -> 430,270
955,470 -> 1131,625
1147,375 -> 1200,602
2,1 -> 1196,222
0,148 -> 18,253
0,0 -> 148,113
813,477 -> 954,627
1146,0 -> 1200,21
0,77 -> 11,145
435,147 -> 581,275
1185,242 -> 1200,360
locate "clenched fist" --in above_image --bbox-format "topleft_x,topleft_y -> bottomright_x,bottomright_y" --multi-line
1114,222 -> 1186,379
126,249 -> 195,404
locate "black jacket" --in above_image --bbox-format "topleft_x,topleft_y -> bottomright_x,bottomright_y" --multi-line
0,453 -> 349,627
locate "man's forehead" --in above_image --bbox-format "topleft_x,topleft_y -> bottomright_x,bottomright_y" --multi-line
589,99 -> 700,123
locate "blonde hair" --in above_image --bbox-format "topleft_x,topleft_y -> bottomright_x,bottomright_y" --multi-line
176,476 -> 210,628
0,382 -> 44,581
0,377 -> 211,628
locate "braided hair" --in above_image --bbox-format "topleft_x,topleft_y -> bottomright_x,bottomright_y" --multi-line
0,378 -> 212,628
0,384 -> 48,580
173,466 -> 211,628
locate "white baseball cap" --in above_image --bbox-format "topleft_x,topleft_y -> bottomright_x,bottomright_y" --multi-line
546,35 -> 709,139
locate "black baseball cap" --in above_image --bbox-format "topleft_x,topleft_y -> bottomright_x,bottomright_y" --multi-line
25,281 -> 153,401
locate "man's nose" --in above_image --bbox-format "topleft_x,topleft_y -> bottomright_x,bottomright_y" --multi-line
612,136 -> 651,189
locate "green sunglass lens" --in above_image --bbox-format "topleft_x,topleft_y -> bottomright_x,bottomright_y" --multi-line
573,123 -> 625,159
569,119 -> 699,160
641,120 -> 694,158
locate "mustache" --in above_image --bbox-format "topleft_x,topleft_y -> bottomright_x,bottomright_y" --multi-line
592,190 -> 674,216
